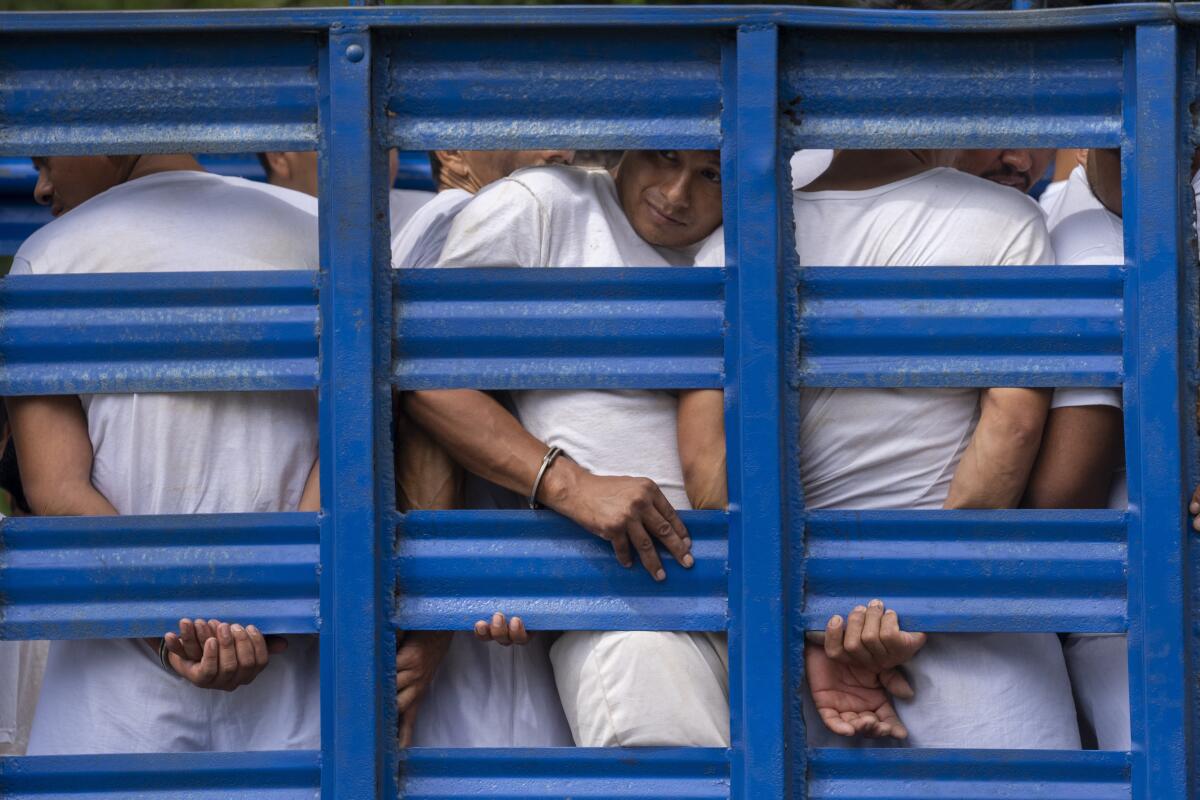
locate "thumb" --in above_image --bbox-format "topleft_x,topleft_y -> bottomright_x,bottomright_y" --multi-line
902,631 -> 927,655
879,668 -> 915,700
266,635 -> 289,654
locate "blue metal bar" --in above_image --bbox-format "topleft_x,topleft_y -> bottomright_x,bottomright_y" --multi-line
807,748 -> 1131,800
316,29 -> 390,800
797,266 -> 1125,388
0,512 -> 318,640
393,267 -> 724,390
726,24 -> 787,800
1122,22 -> 1192,800
0,31 -> 318,157
0,271 -> 318,396
382,28 -> 721,150
0,751 -> 320,799
782,28 -> 1124,149
0,6 -> 1173,34
393,511 -> 728,631
398,748 -> 730,799
802,510 -> 1127,633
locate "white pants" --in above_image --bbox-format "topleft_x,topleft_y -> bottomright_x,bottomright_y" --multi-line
0,641 -> 48,756
413,631 -> 573,747
804,633 -> 1081,749
1063,634 -> 1130,750
550,631 -> 729,747
28,636 -> 319,754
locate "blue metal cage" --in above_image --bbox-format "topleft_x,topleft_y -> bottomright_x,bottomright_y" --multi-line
0,4 -> 1194,799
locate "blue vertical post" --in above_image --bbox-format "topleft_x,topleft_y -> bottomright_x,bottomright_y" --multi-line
317,25 -> 391,800
725,24 -> 788,800
1122,22 -> 1192,800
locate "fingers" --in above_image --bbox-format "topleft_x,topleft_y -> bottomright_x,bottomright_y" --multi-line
1191,483 -> 1200,529
177,618 -> 204,661
861,600 -> 889,664
474,613 -> 531,646
609,531 -> 634,570
265,634 -> 289,654
817,705 -> 857,737
163,632 -> 189,665
194,636 -> 220,686
823,615 -> 847,663
473,619 -> 492,641
626,519 -> 666,582
230,624 -> 259,685
647,493 -> 693,568
216,622 -> 239,690
841,605 -> 873,667
398,703 -> 419,749
880,609 -> 927,663
246,626 -> 269,666
396,683 -> 421,715
508,616 -> 530,646
489,612 -> 513,645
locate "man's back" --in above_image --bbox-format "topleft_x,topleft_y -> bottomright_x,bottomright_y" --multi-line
794,167 -> 1054,510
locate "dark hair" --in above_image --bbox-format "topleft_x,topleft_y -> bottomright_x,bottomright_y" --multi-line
256,152 -> 274,180
0,403 -> 29,515
427,152 -> 442,188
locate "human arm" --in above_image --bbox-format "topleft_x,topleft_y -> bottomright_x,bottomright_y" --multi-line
677,389 -> 727,510
403,389 -> 692,580
1023,404 -> 1122,509
394,391 -> 462,512
944,388 -> 1051,509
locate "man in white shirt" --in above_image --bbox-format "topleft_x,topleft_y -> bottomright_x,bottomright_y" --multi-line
795,149 -> 1081,748
403,151 -> 731,747
257,149 -> 434,241
8,154 -> 321,754
388,147 -> 574,748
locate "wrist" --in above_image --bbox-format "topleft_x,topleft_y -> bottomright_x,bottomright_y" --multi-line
538,454 -> 583,513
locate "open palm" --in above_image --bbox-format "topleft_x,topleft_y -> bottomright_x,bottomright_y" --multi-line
804,642 -> 908,739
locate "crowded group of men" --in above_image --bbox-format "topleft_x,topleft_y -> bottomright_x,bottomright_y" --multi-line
0,128 -> 1189,756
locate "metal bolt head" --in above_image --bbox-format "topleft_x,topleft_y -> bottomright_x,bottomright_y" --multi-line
346,43 -> 364,63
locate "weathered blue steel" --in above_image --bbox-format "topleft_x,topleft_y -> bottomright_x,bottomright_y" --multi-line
394,510 -> 728,631
0,5 -> 1196,800
315,29 -> 393,800
726,24 -> 788,800
393,267 -> 725,390
0,270 -> 318,396
797,266 -> 1125,388
1122,22 -> 1193,800
803,510 -> 1128,632
0,512 -> 319,640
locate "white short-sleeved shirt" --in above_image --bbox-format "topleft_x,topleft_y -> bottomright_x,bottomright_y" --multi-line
438,165 -> 698,510
791,150 -> 834,191
793,167 -> 1055,510
14,170 -> 321,754
391,188 -> 472,269
389,188 -> 436,255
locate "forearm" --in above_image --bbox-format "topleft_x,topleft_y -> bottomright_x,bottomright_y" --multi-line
394,393 -> 462,511
945,388 -> 1050,509
298,456 -> 320,512
677,389 -> 727,510
403,389 -> 550,500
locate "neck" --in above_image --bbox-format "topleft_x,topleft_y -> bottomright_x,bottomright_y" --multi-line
802,149 -> 949,192
439,171 -> 481,195
125,154 -> 205,183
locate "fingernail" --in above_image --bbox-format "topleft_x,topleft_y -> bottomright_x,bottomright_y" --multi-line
231,624 -> 244,634
869,599 -> 883,608
1191,502 -> 1198,513
683,554 -> 695,568
683,537 -> 692,548
247,625 -> 258,635
830,615 -> 843,627
655,569 -> 666,581
853,605 -> 867,613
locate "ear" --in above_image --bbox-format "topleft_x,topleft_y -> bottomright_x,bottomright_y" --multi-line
263,152 -> 292,180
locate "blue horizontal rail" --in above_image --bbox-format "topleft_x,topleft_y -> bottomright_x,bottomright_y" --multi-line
801,510 -> 1128,633
784,29 -> 1123,148
0,513 -> 319,639
0,750 -> 320,799
384,29 -> 721,150
393,510 -> 729,631
400,748 -> 730,799
393,267 -> 725,390
807,748 -> 1131,800
0,271 -> 318,396
797,266 -> 1124,388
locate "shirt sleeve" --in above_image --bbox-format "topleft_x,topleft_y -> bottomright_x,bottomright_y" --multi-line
7,256 -> 32,276
1050,387 -> 1122,410
999,212 -> 1056,267
437,179 -> 548,269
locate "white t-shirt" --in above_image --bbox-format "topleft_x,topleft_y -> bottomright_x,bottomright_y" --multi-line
1042,165 -> 1105,232
438,165 -> 696,509
794,167 -> 1055,510
791,150 -> 834,191
13,170 -> 321,754
392,188 -> 472,269
389,188 -> 436,257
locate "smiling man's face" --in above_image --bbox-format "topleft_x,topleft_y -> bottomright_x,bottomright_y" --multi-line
953,149 -> 1054,195
614,150 -> 723,249
32,156 -> 131,217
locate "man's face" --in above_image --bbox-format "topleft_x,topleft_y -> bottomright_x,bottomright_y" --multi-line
32,156 -> 130,217
953,149 -> 1055,195
615,150 -> 722,249
458,150 -> 574,188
